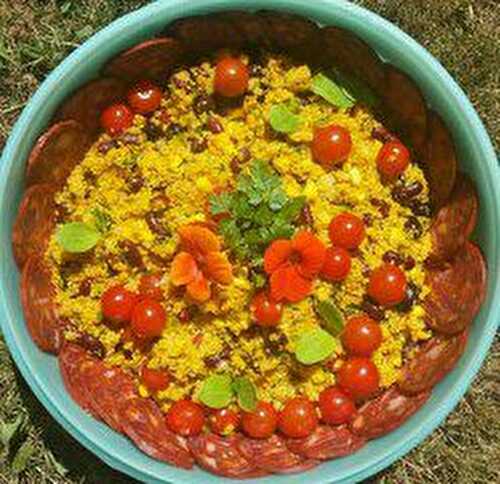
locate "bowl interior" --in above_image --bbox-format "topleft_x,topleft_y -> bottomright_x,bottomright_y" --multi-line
0,0 -> 498,483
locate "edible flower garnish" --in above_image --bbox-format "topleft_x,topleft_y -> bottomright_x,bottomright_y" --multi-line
170,225 -> 232,303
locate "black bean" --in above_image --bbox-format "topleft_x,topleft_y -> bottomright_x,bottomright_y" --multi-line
404,216 -> 423,239
207,116 -> 223,134
382,250 -> 404,266
409,200 -> 432,217
193,94 -> 215,115
404,181 -> 423,198
190,137 -> 208,153
146,211 -> 169,237
165,123 -> 184,139
371,126 -> 396,143
128,173 -> 144,193
361,296 -> 385,321
397,282 -> 420,312
119,241 -> 144,270
77,333 -> 105,359
404,255 -> 416,271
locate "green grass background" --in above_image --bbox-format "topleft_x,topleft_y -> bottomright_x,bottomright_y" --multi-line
0,1 -> 498,482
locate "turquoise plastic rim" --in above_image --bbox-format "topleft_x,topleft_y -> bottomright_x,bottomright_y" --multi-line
0,1 -> 498,482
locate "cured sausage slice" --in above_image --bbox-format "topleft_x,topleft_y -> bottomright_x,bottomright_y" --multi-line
429,173 -> 478,262
426,110 -> 458,209
188,433 -> 267,478
237,434 -> 318,474
286,425 -> 366,460
55,78 -> 127,135
25,121 -> 90,189
103,38 -> 183,82
20,255 -> 62,354
351,387 -> 430,439
215,11 -> 271,49
321,26 -> 385,94
383,66 -> 428,159
12,183 -> 55,269
424,242 -> 487,335
398,332 -> 468,395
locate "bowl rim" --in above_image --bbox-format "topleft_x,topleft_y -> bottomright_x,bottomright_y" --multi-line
0,0 -> 499,483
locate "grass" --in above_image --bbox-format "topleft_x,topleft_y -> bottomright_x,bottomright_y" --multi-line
0,0 -> 499,482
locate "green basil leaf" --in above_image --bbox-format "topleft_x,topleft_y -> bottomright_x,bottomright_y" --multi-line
316,300 -> 344,336
269,104 -> 301,134
295,328 -> 338,365
56,222 -> 101,253
233,377 -> 257,412
199,374 -> 233,409
312,72 -> 355,109
332,69 -> 380,108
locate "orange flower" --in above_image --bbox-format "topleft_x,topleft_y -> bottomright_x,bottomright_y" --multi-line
264,231 -> 326,303
170,225 -> 232,302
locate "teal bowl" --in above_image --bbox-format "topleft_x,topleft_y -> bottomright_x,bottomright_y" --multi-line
0,0 -> 498,482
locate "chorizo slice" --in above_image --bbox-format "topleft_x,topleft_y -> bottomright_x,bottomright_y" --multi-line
103,37 -> 184,82
25,120 -> 90,189
426,110 -> 458,209
398,332 -> 468,395
429,173 -> 478,262
424,242 -> 487,335
237,434 -> 318,474
55,77 -> 127,135
188,433 -> 267,478
215,11 -> 271,49
286,425 -> 366,460
12,183 -> 55,269
20,255 -> 62,354
383,65 -> 428,159
351,387 -> 430,439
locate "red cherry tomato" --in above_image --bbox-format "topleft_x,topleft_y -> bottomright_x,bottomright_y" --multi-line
166,400 -> 205,436
328,213 -> 365,250
141,367 -> 170,392
101,285 -> 137,324
377,141 -> 410,179
139,273 -> 165,301
209,408 -> 240,436
312,124 -> 352,167
342,315 -> 383,356
214,57 -> 249,98
368,263 -> 407,307
100,103 -> 134,136
321,246 -> 352,281
337,357 -> 380,400
131,298 -> 166,339
241,401 -> 278,439
127,80 -> 163,114
318,386 -> 356,425
278,397 -> 318,438
251,291 -> 283,327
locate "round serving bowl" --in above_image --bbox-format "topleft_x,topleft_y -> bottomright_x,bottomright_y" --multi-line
0,0 -> 498,482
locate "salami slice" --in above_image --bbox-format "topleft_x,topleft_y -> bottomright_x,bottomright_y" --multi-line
215,11 -> 271,49
398,332 -> 468,395
351,387 -> 430,439
103,38 -> 183,82
188,433 -> 267,478
25,121 -> 90,189
430,173 -> 478,262
12,183 -> 55,269
424,242 -> 487,335
286,425 -> 366,460
238,434 -> 318,474
20,255 -> 62,353
383,66 -> 428,159
55,77 -> 127,135
426,110 -> 458,209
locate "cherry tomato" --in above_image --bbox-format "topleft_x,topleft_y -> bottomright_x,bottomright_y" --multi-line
342,315 -> 382,356
209,408 -> 240,436
241,401 -> 278,439
328,212 -> 365,250
214,57 -> 249,98
321,246 -> 352,281
100,103 -> 134,136
139,273 -> 165,301
278,397 -> 318,438
251,291 -> 283,327
368,263 -> 407,307
141,367 -> 170,392
131,298 -> 166,339
101,285 -> 137,324
127,80 -> 163,114
166,400 -> 205,436
312,124 -> 352,167
337,357 -> 380,400
318,386 -> 356,425
377,141 -> 410,179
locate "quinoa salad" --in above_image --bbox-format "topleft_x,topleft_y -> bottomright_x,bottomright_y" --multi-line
12,11 -> 487,478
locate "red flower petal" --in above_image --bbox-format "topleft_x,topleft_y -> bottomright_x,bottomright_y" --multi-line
269,264 -> 290,302
178,225 -> 220,257
204,251 -> 233,285
187,272 -> 211,302
292,230 -> 327,278
170,252 -> 198,286
270,264 -> 312,303
264,239 -> 293,275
